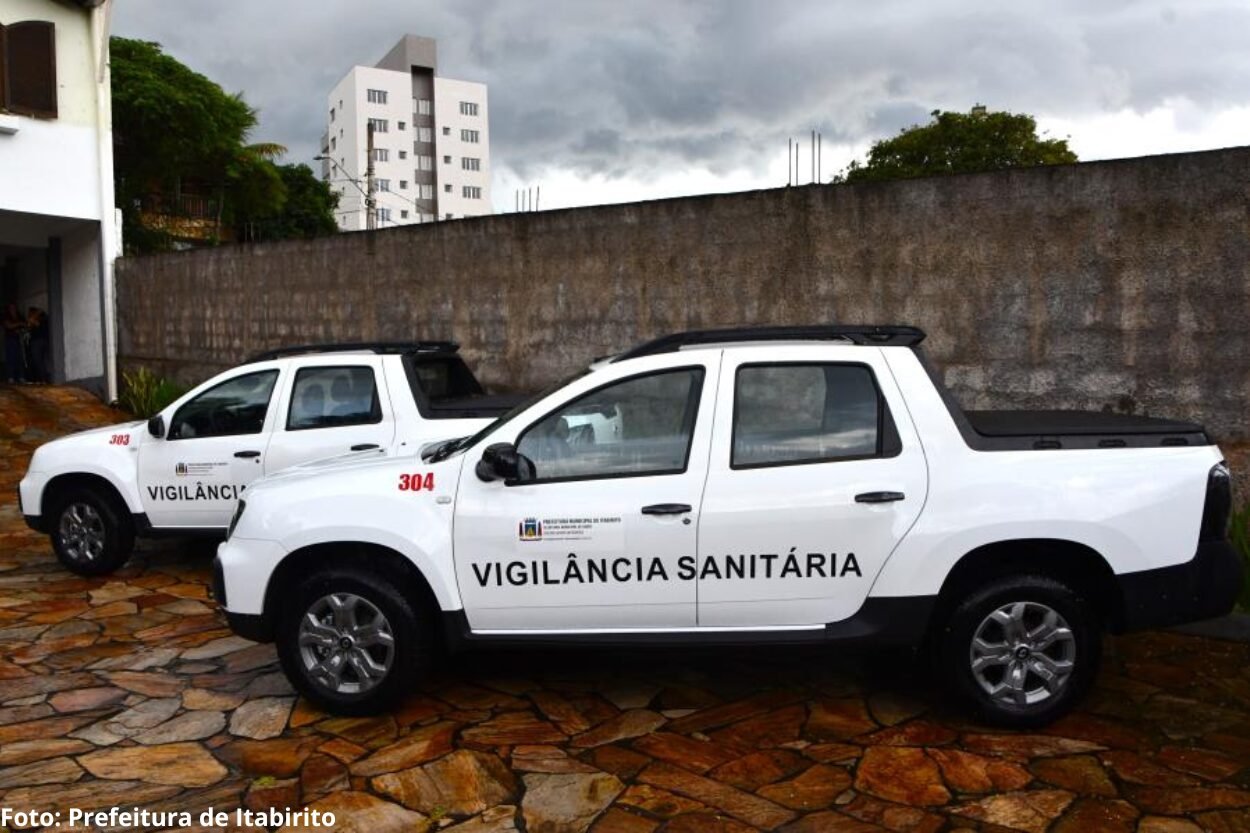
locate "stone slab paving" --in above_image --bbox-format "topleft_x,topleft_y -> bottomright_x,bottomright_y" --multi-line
1,385 -> 1249,832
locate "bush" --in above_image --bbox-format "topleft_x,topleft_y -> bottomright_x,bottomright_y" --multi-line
1232,502 -> 1250,612
118,367 -> 185,418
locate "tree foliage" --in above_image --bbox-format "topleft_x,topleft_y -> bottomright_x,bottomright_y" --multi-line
238,164 -> 341,242
110,37 -> 337,252
840,107 -> 1078,184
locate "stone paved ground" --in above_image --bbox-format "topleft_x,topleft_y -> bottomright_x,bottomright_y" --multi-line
2,385 -> 1250,833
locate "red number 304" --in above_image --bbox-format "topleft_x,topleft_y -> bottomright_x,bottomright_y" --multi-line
109,434 -> 130,446
398,472 -> 435,492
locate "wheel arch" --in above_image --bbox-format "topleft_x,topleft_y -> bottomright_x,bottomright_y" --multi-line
260,541 -> 445,637
932,538 -> 1124,634
41,472 -> 135,526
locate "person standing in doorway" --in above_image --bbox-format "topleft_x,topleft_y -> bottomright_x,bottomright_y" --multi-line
26,307 -> 49,384
2,303 -> 26,384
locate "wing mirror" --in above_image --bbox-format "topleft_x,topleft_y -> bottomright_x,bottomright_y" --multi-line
476,442 -> 534,484
147,415 -> 166,438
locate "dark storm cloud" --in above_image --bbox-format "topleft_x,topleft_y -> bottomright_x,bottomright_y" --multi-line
112,0 -> 1250,187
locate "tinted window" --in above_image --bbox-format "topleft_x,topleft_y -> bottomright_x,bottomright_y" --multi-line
732,364 -> 886,468
169,370 -> 279,440
287,366 -> 381,430
405,356 -> 485,405
517,368 -> 704,481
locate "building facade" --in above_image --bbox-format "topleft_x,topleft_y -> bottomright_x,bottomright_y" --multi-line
0,0 -> 118,397
322,35 -> 491,231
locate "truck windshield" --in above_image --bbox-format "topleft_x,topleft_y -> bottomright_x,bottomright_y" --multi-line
426,367 -> 592,462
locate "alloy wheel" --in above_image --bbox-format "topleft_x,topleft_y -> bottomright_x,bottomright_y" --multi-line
57,502 -> 106,564
298,592 -> 396,695
969,600 -> 1076,706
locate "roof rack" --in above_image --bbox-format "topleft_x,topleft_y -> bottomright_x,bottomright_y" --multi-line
248,341 -> 459,363
612,325 -> 925,362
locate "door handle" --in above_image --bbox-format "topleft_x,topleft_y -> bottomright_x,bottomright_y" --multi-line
234,450 -> 262,459
641,503 -> 693,515
855,491 -> 905,503
351,443 -> 380,451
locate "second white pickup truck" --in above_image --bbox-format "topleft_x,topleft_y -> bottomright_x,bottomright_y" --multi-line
213,325 -> 1241,726
20,342 -> 521,575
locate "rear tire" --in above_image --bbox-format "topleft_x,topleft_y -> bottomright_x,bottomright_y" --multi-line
938,574 -> 1100,728
276,567 -> 432,714
49,487 -> 134,576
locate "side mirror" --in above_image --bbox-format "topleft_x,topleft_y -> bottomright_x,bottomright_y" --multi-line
476,442 -> 533,484
147,415 -> 166,439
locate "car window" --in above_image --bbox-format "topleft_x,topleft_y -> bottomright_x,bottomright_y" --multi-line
405,355 -> 485,404
732,363 -> 889,468
516,368 -> 704,482
169,370 -> 279,440
287,366 -> 382,430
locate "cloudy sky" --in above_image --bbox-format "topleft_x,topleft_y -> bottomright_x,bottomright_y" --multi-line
112,0 -> 1250,214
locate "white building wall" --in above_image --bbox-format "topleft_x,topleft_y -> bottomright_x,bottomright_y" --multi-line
433,77 -> 491,220
325,39 -> 492,231
0,0 -> 106,221
0,0 -> 115,395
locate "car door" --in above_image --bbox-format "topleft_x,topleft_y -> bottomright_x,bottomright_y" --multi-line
263,360 -> 397,473
137,367 -> 282,529
697,346 -> 928,627
453,356 -> 720,631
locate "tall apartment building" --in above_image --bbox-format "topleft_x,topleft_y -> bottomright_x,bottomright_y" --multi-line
322,35 -> 491,231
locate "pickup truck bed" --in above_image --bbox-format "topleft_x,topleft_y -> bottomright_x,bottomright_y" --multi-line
966,410 -> 1206,437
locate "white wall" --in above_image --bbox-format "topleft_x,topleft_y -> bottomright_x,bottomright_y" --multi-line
59,222 -> 103,383
0,0 -> 108,221
434,76 -> 491,219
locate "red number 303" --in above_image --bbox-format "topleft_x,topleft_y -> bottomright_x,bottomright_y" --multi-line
398,472 -> 435,492
109,434 -> 130,446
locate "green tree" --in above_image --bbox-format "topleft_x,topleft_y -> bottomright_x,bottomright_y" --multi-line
236,163 -> 340,242
110,38 -> 336,251
839,107 -> 1078,184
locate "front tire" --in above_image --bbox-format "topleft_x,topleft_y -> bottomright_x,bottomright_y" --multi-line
276,567 -> 432,714
49,487 -> 134,576
938,574 -> 1100,728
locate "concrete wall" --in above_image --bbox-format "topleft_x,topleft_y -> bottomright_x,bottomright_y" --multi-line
116,146 -> 1250,477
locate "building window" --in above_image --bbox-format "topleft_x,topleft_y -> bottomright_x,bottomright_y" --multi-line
461,129 -> 480,143
367,88 -> 388,104
459,101 -> 479,117
398,150 -> 407,159
376,179 -> 391,192
442,126 -> 451,136
443,154 -> 451,164
330,137 -> 336,151
377,208 -> 392,223
0,20 -> 58,119
399,180 -> 408,190
445,213 -> 454,220
462,186 -> 482,199
401,210 -> 409,219
371,148 -> 389,162
461,157 -> 481,171
444,184 -> 452,193
419,184 -> 434,200
330,107 -> 336,122
398,121 -> 406,131
417,127 -> 432,143
368,118 -> 388,133
417,155 -> 433,171
416,98 -> 432,116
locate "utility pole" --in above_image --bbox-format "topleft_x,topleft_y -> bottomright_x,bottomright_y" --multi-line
365,122 -> 377,230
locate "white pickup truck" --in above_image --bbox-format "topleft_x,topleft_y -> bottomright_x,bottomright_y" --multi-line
20,342 -> 522,576
213,325 -> 1241,726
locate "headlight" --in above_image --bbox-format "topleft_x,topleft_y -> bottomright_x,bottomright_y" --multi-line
227,500 -> 246,540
